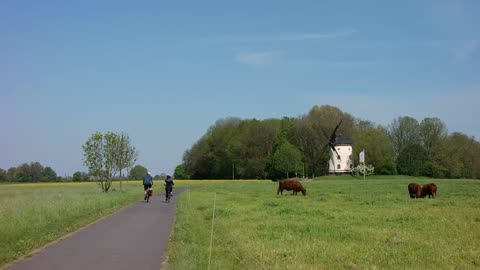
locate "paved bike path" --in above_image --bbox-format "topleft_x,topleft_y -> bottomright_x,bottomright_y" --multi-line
6,190 -> 184,270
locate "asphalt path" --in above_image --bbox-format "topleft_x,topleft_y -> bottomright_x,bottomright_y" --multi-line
5,189 -> 184,270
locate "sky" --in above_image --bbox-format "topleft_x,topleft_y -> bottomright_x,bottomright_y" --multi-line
1,0 -> 479,176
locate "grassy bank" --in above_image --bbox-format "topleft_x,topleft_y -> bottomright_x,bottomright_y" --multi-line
0,182 -> 141,266
168,178 -> 480,269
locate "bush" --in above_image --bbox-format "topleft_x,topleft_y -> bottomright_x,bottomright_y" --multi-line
352,164 -> 375,176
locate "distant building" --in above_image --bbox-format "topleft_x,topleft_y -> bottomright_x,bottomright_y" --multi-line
328,135 -> 353,174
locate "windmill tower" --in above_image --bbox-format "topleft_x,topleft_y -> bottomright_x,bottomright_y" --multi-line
322,120 -> 353,174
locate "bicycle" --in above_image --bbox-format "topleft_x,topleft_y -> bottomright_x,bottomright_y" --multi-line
145,187 -> 153,203
165,186 -> 172,203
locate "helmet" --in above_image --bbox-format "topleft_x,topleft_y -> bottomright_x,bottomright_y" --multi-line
147,171 -> 151,175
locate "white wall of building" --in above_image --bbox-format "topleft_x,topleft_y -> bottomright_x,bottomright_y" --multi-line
328,145 -> 353,174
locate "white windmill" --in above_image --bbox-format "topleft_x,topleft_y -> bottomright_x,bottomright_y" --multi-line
322,120 -> 353,174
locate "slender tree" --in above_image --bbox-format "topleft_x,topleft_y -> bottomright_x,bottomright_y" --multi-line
114,132 -> 138,191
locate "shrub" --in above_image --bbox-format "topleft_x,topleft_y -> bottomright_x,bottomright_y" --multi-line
352,164 -> 375,176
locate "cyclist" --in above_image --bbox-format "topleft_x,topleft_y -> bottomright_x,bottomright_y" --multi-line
165,175 -> 174,201
143,172 -> 153,200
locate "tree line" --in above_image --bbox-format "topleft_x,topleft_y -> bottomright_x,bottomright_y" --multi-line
0,162 -> 58,182
180,105 -> 480,180
0,163 -> 162,183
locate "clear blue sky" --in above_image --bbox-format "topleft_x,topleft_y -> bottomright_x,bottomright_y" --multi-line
1,0 -> 479,176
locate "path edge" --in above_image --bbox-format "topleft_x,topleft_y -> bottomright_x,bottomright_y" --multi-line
0,198 -> 144,270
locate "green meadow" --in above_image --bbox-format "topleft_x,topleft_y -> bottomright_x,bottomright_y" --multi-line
0,182 -> 141,266
168,177 -> 480,270
1,177 -> 479,269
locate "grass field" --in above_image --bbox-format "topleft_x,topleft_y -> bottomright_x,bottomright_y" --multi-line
167,177 -> 480,270
0,181 -> 142,266
1,177 -> 479,269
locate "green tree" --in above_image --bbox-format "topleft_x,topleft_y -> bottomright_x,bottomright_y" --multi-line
30,162 -> 44,182
113,132 -> 138,191
6,167 -> 16,182
15,163 -> 32,182
174,163 -> 190,179
291,117 -> 322,178
443,132 -> 480,179
72,171 -> 83,182
42,166 -> 57,182
388,116 -> 423,175
352,120 -> 397,175
272,142 -> 302,178
72,171 -> 89,182
388,116 -> 421,158
184,118 -> 241,179
0,168 -> 6,182
128,165 -> 148,180
82,132 -> 121,192
419,117 -> 448,178
229,119 -> 280,179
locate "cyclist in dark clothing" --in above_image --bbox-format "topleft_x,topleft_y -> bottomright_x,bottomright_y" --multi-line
143,172 -> 153,200
165,175 -> 174,201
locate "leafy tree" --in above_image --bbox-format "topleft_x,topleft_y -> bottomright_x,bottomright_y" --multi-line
229,119 -> 280,179
352,120 -> 397,175
72,171 -> 89,182
183,118 -> 240,179
72,171 -> 82,182
0,168 -> 6,182
42,166 -> 57,182
30,162 -> 44,182
153,174 -> 161,180
82,132 -> 117,192
83,131 -> 138,191
443,132 -> 480,179
388,116 -> 422,174
174,163 -> 190,179
419,118 -> 448,177
6,167 -> 16,182
113,132 -> 138,191
291,117 -> 322,178
272,141 -> 302,178
128,165 -> 148,180
15,163 -> 32,182
388,116 -> 421,158
397,143 -> 427,176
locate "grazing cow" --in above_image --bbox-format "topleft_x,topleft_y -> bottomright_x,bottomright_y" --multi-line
277,179 -> 306,196
421,183 -> 437,198
408,183 -> 422,199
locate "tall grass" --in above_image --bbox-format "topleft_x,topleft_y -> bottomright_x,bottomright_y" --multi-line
0,182 -> 142,266
167,178 -> 480,270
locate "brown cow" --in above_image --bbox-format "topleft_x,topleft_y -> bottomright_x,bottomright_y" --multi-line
407,183 -> 421,198
429,183 -> 437,197
421,183 -> 437,198
277,179 -> 306,196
